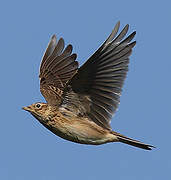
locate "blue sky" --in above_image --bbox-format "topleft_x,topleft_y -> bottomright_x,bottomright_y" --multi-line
0,0 -> 170,179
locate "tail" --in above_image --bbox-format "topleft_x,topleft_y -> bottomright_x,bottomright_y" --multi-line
112,131 -> 154,150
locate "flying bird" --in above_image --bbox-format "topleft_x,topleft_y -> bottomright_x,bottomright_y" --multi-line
23,21 -> 154,150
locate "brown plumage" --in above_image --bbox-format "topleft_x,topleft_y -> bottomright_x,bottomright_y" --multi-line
23,21 -> 154,150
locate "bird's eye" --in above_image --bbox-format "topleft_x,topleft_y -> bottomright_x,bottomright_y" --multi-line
35,103 -> 41,109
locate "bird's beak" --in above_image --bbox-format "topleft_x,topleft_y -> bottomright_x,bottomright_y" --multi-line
22,106 -> 31,112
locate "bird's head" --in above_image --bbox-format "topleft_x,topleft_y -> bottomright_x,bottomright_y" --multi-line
22,102 -> 49,122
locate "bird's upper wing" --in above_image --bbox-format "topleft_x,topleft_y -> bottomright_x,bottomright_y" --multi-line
62,22 -> 136,130
39,35 -> 79,106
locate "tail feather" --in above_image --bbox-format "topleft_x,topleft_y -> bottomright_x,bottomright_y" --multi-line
112,131 -> 154,150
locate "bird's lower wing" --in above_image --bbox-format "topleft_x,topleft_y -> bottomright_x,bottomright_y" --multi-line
62,22 -> 136,130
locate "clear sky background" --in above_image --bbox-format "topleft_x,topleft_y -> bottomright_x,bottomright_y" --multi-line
0,0 -> 170,179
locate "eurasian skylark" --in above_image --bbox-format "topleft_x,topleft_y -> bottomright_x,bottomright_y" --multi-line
23,22 -> 154,150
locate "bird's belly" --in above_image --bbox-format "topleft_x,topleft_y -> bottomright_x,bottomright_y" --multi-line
47,118 -> 113,145
54,129 -> 111,145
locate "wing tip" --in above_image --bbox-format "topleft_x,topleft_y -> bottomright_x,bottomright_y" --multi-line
51,34 -> 57,41
115,21 -> 120,28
